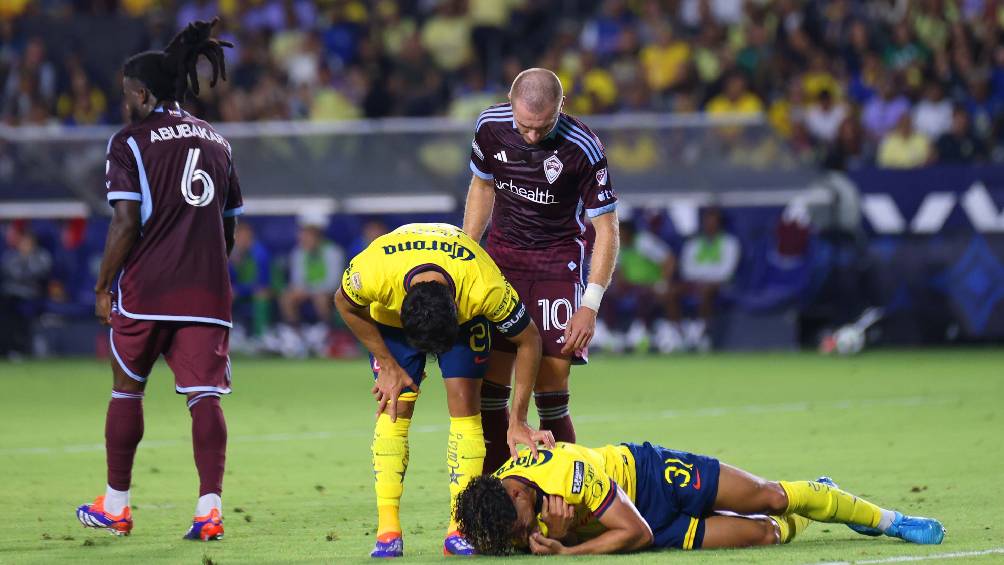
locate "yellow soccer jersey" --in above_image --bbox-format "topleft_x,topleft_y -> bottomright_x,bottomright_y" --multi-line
494,443 -> 638,540
341,223 -> 529,335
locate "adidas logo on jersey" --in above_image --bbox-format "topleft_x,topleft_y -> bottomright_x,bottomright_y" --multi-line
494,150 -> 509,163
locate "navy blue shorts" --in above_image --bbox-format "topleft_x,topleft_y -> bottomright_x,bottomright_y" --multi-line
625,442 -> 720,550
370,317 -> 492,389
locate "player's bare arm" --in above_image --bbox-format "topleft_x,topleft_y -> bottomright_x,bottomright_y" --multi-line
562,212 -> 619,355
334,288 -> 414,420
503,319 -> 553,457
463,174 -> 495,241
94,200 -> 141,325
530,488 -> 652,555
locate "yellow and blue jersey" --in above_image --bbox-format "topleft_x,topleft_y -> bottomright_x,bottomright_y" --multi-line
341,223 -> 528,336
494,443 -> 637,540
495,442 -> 721,550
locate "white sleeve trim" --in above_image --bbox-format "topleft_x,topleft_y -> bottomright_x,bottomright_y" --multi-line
107,191 -> 142,203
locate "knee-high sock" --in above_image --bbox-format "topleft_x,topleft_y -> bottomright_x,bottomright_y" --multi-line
780,480 -> 884,529
480,381 -> 511,474
535,391 -> 574,443
447,415 -> 485,533
771,513 -> 812,544
189,395 -> 227,500
105,390 -> 144,513
373,412 -> 411,537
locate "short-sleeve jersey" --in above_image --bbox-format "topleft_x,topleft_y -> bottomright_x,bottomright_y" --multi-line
340,223 -> 530,336
105,103 -> 243,326
469,103 -> 618,279
494,442 -> 638,541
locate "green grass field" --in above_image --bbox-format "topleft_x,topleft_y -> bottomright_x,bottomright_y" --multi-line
2,350 -> 1003,564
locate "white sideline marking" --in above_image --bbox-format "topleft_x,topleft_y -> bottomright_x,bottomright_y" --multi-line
812,547 -> 1004,564
0,395 -> 951,456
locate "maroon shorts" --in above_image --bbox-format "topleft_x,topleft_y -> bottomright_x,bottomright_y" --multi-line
110,312 -> 232,395
492,278 -> 588,364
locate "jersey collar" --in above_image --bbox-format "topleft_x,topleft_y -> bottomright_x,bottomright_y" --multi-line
403,263 -> 456,296
153,101 -> 184,116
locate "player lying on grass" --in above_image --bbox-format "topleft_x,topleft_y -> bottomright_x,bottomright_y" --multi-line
455,442 -> 945,555
334,223 -> 554,557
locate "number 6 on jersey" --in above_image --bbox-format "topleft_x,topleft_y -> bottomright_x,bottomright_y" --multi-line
181,147 -> 215,207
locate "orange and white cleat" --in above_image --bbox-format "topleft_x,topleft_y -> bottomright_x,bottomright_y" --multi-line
75,495 -> 133,536
183,508 -> 224,541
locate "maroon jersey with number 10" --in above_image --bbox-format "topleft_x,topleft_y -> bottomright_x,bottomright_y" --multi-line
105,103 -> 243,326
469,103 -> 617,283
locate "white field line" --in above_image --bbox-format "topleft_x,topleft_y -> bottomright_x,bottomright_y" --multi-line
0,395 -> 952,456
812,547 -> 1004,564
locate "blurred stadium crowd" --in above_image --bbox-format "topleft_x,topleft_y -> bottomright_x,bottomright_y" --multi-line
4,0 -> 1004,169
3,0 -> 1002,358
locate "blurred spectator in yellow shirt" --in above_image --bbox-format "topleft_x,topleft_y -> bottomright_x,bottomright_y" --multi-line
640,24 -> 690,94
877,114 -> 932,169
706,73 -> 764,115
55,67 -> 107,125
421,0 -> 472,73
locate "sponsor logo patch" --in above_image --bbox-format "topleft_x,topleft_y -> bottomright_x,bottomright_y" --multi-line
571,461 -> 585,494
544,155 -> 563,184
596,168 -> 608,186
350,272 -> 362,291
472,140 -> 484,160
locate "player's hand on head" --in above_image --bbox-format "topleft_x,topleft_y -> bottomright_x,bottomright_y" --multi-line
541,495 -> 576,541
95,291 -> 113,326
529,531 -> 565,555
507,421 -> 555,460
371,360 -> 414,421
561,306 -> 597,355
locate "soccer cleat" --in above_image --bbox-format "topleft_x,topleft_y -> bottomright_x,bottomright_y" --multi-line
371,532 -> 404,558
443,530 -> 476,556
183,508 -> 224,541
76,495 -> 133,536
815,477 -> 945,544
884,512 -> 946,545
815,476 -> 882,537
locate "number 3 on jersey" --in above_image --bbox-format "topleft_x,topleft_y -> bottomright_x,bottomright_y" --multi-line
181,147 -> 215,207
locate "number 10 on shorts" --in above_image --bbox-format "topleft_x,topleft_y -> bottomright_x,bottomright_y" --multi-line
537,298 -> 573,332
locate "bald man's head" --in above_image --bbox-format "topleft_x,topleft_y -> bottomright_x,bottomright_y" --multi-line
509,68 -> 564,145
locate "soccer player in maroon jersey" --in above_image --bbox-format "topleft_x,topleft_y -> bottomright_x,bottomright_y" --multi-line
75,19 -> 240,541
464,68 -> 620,473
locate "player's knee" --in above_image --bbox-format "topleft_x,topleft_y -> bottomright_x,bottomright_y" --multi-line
755,517 -> 781,546
763,482 -> 790,514
112,372 -> 145,393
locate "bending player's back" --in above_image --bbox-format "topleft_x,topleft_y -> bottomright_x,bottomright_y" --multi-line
106,104 -> 243,325
342,223 -> 519,328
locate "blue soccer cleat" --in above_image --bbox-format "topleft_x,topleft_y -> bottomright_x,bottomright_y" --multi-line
443,530 -> 476,556
371,532 -> 404,558
183,508 -> 224,541
885,512 -> 946,545
76,495 -> 133,536
816,477 -> 945,543
816,476 -> 883,537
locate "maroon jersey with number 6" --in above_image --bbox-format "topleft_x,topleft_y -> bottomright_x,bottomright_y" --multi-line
105,103 -> 243,326
469,103 -> 617,283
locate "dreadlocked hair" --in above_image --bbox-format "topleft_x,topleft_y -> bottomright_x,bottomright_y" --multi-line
454,475 -> 520,556
123,17 -> 233,102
